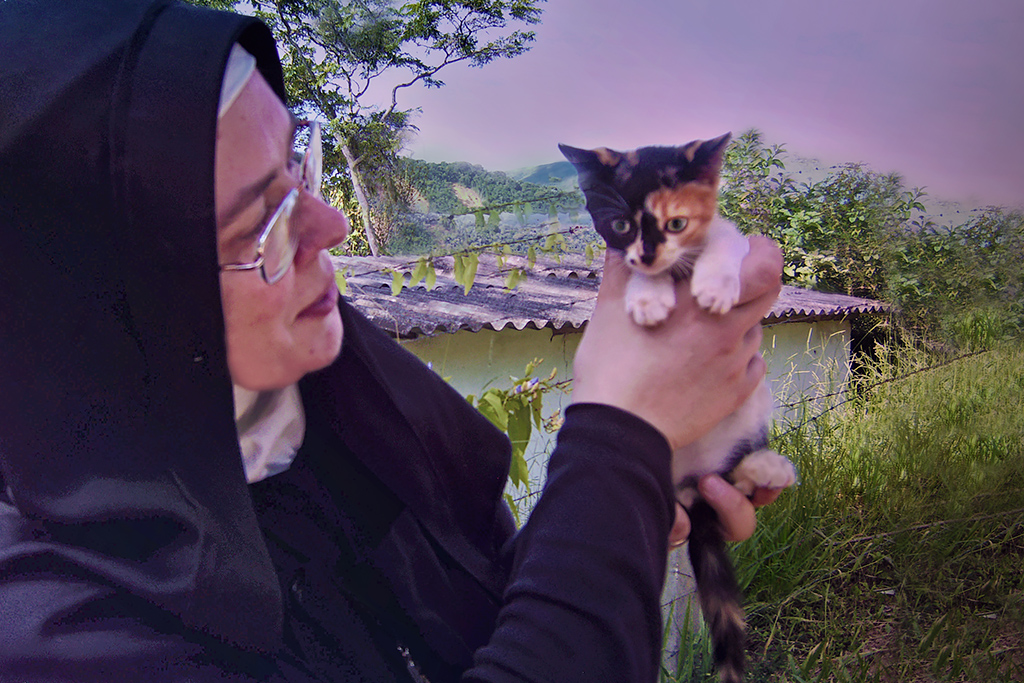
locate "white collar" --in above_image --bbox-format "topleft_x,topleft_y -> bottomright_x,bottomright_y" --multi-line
233,384 -> 305,484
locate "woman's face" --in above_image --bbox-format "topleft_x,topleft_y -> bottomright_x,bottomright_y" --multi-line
215,72 -> 348,390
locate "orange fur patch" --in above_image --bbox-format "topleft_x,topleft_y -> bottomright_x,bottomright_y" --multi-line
680,140 -> 702,162
644,183 -> 717,247
594,147 -> 620,166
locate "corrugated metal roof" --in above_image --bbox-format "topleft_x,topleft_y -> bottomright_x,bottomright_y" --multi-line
332,253 -> 888,338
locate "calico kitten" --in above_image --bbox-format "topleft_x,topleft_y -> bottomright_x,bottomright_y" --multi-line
560,134 -> 796,683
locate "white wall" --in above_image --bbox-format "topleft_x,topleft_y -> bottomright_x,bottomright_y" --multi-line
399,327 -> 580,503
762,319 -> 852,425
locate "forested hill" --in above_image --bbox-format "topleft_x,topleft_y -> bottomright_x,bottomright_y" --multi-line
507,160 -> 578,193
404,158 -> 579,215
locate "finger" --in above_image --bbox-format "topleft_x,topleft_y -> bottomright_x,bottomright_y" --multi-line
743,320 -> 764,348
750,487 -> 783,508
744,353 -> 767,390
736,236 -> 783,307
699,474 -> 757,542
669,502 -> 691,548
595,249 -> 630,300
730,346 -> 767,414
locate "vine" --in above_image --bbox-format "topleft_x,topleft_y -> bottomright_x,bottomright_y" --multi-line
464,359 -> 566,524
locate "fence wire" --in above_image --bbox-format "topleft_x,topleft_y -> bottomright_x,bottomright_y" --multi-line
509,347 -> 996,507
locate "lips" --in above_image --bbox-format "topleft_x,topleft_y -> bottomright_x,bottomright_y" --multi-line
298,279 -> 339,318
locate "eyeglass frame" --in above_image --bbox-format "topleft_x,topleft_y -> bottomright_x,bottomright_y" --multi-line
219,120 -> 323,285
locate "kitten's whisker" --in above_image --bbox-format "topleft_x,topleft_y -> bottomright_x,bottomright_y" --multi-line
671,255 -> 697,280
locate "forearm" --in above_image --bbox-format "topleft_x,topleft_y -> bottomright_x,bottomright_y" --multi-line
464,404 -> 674,683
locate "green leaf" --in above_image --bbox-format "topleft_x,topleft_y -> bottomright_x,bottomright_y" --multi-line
508,451 -> 529,491
463,252 -> 479,295
505,267 -> 525,291
335,270 -> 348,295
410,258 -> 427,287
508,404 -> 532,455
527,244 -> 536,268
478,391 -> 508,431
453,253 -> 466,286
531,392 -> 544,427
475,210 -> 485,229
507,406 -> 532,488
390,269 -> 404,296
585,243 -> 594,265
425,262 -> 437,290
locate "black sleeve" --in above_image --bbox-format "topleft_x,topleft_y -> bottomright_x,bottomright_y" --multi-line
464,403 -> 675,683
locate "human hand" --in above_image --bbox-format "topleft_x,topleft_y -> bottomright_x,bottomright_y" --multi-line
571,236 -> 783,451
667,475 -> 784,547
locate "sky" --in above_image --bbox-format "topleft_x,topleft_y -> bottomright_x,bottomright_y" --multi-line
395,0 -> 1024,209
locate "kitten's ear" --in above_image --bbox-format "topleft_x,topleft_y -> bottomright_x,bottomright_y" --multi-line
692,132 -> 732,184
559,143 -> 591,165
559,144 -> 613,191
559,144 -> 600,171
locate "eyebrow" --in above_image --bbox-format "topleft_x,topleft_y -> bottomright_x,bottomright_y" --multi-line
217,115 -> 301,229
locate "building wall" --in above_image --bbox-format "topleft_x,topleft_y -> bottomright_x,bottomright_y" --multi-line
398,327 -> 581,498
762,318 -> 852,424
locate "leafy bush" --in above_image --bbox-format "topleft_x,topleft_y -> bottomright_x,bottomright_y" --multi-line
719,129 -> 1023,349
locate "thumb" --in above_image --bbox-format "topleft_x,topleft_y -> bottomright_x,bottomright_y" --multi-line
595,249 -> 629,301
699,474 -> 757,542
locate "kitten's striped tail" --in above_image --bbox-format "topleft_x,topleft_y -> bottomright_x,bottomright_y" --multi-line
688,499 -> 746,683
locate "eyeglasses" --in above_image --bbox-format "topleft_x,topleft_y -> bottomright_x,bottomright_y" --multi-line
219,120 -> 323,285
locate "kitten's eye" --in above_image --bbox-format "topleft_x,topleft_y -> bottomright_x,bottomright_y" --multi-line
610,219 -> 631,234
666,217 -> 689,233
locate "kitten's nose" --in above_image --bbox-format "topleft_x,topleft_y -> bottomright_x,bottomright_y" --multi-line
639,253 -> 656,266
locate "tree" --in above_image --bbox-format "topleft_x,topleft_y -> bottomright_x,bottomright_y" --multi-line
240,0 -> 544,255
719,129 -> 926,299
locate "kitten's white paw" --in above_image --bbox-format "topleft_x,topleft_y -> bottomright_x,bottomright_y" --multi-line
691,271 -> 741,315
626,296 -> 674,326
729,450 -> 797,497
625,280 -> 676,326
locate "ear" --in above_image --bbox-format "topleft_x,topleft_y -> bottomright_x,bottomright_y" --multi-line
691,132 -> 732,184
559,143 -> 600,170
559,143 -> 615,192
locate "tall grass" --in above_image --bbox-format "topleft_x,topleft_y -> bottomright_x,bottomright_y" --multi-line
665,343 -> 1024,682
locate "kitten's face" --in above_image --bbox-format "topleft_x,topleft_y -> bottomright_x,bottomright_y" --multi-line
560,134 -> 730,276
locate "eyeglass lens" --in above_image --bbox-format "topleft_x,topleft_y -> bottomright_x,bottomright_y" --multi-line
262,121 -> 322,283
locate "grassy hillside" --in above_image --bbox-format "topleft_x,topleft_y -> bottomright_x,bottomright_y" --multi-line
507,160 -> 579,193
404,158 -> 579,216
386,158 -> 588,256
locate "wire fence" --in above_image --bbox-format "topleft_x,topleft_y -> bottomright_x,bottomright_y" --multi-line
773,347 -> 991,439
508,347 -> 996,507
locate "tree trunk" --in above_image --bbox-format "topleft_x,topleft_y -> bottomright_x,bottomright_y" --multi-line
339,140 -> 379,256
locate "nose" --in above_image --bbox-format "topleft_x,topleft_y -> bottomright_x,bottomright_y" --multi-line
292,192 -> 349,265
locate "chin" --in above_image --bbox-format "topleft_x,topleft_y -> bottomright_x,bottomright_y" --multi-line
296,309 -> 344,379
230,313 -> 344,391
